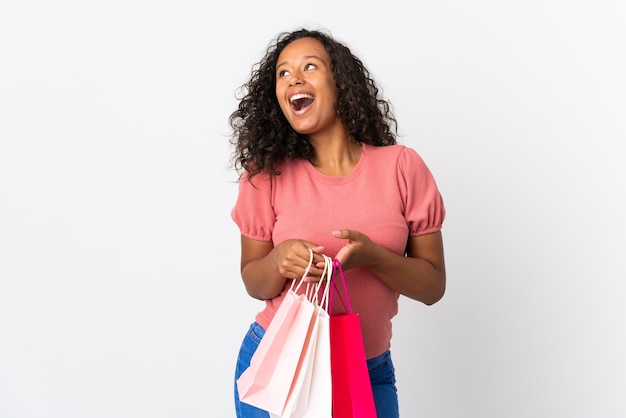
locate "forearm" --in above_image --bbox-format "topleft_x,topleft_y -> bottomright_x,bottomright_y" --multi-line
365,245 -> 446,305
334,230 -> 446,305
241,254 -> 288,301
239,236 -> 325,301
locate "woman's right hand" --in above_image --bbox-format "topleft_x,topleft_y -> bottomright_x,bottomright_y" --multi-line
239,236 -> 325,300
272,239 -> 326,282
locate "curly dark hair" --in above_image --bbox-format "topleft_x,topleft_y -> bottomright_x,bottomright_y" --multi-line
229,28 -> 398,179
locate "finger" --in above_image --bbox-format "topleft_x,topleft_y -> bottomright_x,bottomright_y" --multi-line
300,245 -> 327,264
311,244 -> 324,251
287,266 -> 318,280
301,242 -> 324,253
332,229 -> 356,240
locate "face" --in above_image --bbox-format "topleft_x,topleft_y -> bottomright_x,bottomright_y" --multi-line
275,37 -> 340,136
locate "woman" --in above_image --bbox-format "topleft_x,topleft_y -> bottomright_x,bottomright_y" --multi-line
229,27 -> 446,417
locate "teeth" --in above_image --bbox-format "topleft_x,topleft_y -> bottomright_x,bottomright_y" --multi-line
290,93 -> 314,103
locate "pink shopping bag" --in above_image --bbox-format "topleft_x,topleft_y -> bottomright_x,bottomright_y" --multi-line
276,255 -> 333,418
329,259 -> 377,418
237,253 -> 318,416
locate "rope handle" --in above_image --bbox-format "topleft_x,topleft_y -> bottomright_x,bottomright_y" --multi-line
311,254 -> 333,312
290,248 -> 314,294
290,250 -> 333,313
329,259 -> 353,315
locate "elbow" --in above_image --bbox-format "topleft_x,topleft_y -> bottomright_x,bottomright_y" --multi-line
245,286 -> 267,301
243,278 -> 285,301
424,292 -> 444,306
424,274 -> 446,306
244,282 -> 272,301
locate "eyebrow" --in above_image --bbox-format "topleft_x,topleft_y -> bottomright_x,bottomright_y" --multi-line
276,55 -> 323,69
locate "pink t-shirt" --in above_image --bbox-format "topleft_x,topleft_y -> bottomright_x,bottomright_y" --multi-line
231,143 -> 445,359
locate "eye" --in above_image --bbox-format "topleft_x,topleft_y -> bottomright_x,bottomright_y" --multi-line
304,63 -> 317,71
278,69 -> 290,78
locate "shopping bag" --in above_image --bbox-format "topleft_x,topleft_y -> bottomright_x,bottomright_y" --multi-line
272,254 -> 334,418
329,259 -> 377,418
237,250 -> 317,416
303,299 -> 331,417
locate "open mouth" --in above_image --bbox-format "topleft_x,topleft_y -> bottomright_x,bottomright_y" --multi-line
290,93 -> 315,112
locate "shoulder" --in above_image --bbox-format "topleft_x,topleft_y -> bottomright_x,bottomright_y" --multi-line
363,143 -> 425,166
240,158 -> 304,183
363,144 -> 436,187
238,169 -> 272,191
363,143 -> 404,156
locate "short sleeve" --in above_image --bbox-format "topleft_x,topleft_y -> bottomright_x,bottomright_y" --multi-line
397,147 -> 446,236
231,171 -> 276,241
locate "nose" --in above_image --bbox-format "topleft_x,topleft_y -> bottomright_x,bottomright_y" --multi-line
288,72 -> 303,87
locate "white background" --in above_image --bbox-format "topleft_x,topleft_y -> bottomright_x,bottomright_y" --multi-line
1,0 -> 625,417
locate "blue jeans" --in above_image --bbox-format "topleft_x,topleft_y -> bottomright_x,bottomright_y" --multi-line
233,322 -> 399,418
367,349 -> 399,418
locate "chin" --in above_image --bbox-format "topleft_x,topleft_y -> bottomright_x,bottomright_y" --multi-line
290,125 -> 315,135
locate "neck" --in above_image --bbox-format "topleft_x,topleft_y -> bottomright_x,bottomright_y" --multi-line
308,129 -> 362,177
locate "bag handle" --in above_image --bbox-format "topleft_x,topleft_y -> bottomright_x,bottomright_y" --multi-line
314,254 -> 333,312
290,248 -> 314,294
308,253 -> 329,303
329,259 -> 353,315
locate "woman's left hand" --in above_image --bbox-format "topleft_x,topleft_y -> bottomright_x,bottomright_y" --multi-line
326,229 -> 374,271
324,228 -> 446,305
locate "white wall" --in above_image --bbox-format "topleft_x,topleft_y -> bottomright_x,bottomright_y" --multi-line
1,1 -> 624,417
